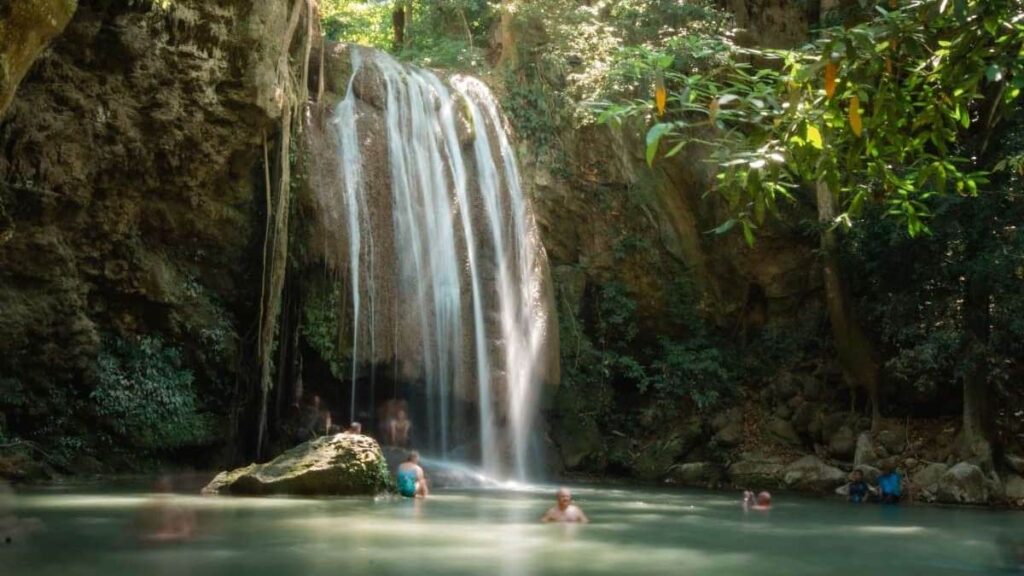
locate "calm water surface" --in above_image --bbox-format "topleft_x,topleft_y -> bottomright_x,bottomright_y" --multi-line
3,482 -> 1022,575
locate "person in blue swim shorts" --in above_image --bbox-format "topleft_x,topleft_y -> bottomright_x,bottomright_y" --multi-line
397,451 -> 429,498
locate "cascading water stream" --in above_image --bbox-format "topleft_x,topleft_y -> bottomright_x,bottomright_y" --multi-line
330,46 -> 551,480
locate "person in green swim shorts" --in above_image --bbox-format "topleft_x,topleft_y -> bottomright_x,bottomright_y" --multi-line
397,451 -> 429,498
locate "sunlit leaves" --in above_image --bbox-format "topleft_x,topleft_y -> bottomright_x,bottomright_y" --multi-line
824,62 -> 838,98
806,125 -> 824,149
849,95 -> 863,136
603,0 -> 1024,241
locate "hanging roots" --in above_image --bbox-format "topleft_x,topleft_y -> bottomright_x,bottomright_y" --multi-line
256,0 -> 320,459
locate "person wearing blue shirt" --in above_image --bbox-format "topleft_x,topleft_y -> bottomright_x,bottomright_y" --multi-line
877,464 -> 903,504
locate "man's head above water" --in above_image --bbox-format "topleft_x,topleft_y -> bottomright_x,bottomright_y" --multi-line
556,487 -> 573,511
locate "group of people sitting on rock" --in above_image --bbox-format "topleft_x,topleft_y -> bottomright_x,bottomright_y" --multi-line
294,393 -> 413,449
837,464 -> 905,504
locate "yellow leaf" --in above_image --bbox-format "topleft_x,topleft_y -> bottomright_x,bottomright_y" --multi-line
709,98 -> 720,122
849,95 -> 862,137
655,73 -> 666,116
806,124 -> 824,149
824,62 -> 838,99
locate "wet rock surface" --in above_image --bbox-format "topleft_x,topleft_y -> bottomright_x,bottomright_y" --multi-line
203,434 -> 391,496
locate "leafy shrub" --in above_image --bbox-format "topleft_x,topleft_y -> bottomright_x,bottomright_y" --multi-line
302,280 -> 345,380
647,338 -> 733,411
92,336 -> 215,450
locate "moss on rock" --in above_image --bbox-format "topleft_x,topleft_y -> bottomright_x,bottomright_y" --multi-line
202,434 -> 392,496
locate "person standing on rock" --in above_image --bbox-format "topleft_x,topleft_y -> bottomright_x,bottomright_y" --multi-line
541,487 -> 589,523
397,451 -> 429,498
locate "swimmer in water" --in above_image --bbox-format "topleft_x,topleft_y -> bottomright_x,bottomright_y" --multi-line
541,487 -> 589,523
743,490 -> 772,510
396,451 -> 429,498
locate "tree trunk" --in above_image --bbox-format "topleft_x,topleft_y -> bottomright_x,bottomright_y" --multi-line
817,180 -> 882,430
497,0 -> 517,68
391,2 -> 403,49
960,202 -> 993,469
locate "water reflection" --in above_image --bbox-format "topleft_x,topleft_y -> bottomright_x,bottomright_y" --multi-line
4,485 -> 1024,575
134,477 -> 197,544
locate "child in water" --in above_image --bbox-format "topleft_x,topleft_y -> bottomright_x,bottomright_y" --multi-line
846,469 -> 873,503
743,490 -> 772,510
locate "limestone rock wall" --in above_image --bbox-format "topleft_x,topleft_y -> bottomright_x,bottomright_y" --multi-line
0,0 -> 297,458
0,0 -> 78,117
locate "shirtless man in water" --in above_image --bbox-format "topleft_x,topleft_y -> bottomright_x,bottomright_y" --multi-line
541,487 -> 589,523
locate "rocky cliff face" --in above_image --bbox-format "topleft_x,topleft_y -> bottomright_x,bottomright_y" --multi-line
0,0 -> 77,116
0,0 -> 298,469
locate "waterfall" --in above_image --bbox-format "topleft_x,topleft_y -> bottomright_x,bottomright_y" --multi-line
328,46 -> 551,480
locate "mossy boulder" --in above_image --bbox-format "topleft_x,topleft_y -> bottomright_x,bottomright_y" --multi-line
202,434 -> 391,496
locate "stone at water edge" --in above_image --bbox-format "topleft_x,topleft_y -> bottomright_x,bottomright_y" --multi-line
911,462 -> 948,502
936,462 -> 996,505
1005,454 -> 1024,476
728,455 -> 785,489
1003,474 -> 1024,504
781,455 -> 847,493
202,434 -> 391,496
667,462 -> 723,487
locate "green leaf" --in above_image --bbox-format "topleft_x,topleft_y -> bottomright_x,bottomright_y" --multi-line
708,218 -> 737,235
645,123 -> 673,167
741,220 -> 756,247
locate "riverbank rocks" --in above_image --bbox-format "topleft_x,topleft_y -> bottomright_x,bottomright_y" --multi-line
202,434 -> 391,496
1005,454 -> 1024,476
767,418 -> 802,447
911,462 -> 948,501
728,455 -> 785,488
781,456 -> 846,492
1003,474 -> 1024,504
854,433 -> 878,467
667,462 -> 722,487
936,462 -> 994,505
828,426 -> 856,460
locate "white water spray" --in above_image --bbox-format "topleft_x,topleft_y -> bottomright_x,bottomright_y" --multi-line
331,47 -> 551,480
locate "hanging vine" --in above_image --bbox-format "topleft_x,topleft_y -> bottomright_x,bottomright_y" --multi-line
255,0 -> 321,458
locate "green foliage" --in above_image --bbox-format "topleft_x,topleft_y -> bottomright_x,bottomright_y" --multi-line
92,336 -> 216,450
302,279 -> 344,379
601,0 -> 1024,239
646,339 -> 732,411
562,279 -> 735,418
321,0 -> 492,69
321,0 -> 392,49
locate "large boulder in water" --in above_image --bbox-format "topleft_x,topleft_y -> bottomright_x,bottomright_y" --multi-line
936,462 -> 996,504
202,434 -> 391,496
781,455 -> 847,493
